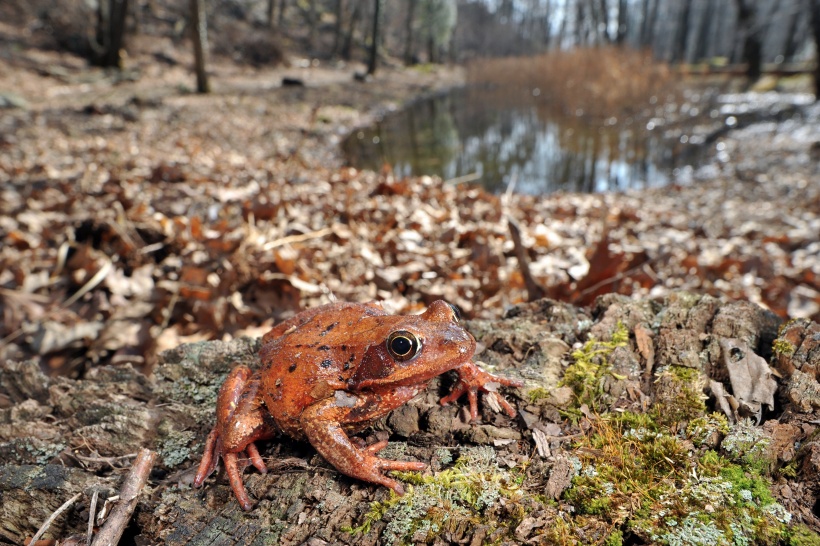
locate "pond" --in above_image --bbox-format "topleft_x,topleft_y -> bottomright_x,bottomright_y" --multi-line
341,86 -> 705,195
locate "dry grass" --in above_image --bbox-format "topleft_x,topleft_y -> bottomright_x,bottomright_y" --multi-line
467,47 -> 677,119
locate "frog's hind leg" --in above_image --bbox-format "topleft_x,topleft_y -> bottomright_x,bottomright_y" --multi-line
300,398 -> 425,495
193,365 -> 277,511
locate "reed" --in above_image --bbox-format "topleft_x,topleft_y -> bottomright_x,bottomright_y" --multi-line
466,47 -> 676,119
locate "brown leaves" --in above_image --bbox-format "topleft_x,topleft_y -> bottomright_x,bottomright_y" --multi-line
2,52 -> 818,381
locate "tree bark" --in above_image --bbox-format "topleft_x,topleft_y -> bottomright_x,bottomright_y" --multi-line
93,0 -> 129,68
341,0 -> 363,60
3,294 -> 815,545
367,0 -> 381,75
267,0 -> 276,28
278,0 -> 287,28
190,0 -> 210,94
810,0 -> 820,100
616,0 -> 628,45
675,0 -> 692,63
333,0 -> 345,55
403,0 -> 417,65
733,0 -> 762,83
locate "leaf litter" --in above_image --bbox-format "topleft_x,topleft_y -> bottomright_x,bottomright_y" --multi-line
0,50 -> 818,379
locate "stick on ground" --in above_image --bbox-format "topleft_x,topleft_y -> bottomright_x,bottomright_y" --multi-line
90,448 -> 156,546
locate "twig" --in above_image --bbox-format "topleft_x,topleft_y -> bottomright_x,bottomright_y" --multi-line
443,171 -> 481,185
91,448 -> 156,546
262,227 -> 334,250
62,259 -> 112,308
75,452 -> 139,469
507,217 -> 546,302
87,489 -> 99,546
28,492 -> 82,544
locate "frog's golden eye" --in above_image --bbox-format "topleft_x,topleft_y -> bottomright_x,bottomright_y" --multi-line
447,302 -> 461,323
387,330 -> 421,362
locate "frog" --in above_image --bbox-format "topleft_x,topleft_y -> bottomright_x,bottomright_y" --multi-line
193,299 -> 522,510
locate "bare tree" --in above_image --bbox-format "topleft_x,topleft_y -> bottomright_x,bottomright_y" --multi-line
92,0 -> 129,67
733,0 -> 762,83
267,0 -> 274,27
810,0 -> 820,99
367,0 -> 381,74
334,0 -> 346,54
341,0 -> 364,60
674,0 -> 692,62
190,0 -> 210,93
616,0 -> 628,45
404,0 -> 417,64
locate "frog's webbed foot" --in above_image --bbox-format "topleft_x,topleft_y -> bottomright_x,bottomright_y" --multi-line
193,365 -> 274,511
301,401 -> 426,496
440,361 -> 523,421
369,456 -> 426,495
194,434 -> 268,511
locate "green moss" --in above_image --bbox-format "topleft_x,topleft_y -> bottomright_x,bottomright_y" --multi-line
527,387 -> 551,403
604,529 -> 624,546
648,363 -> 711,430
344,447 -> 521,545
788,523 -> 820,546
556,412 -> 792,546
721,420 -> 772,474
686,414 -> 730,447
560,321 -> 629,411
773,338 -> 796,357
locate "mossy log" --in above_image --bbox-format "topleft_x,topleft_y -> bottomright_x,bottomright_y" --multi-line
2,293 -> 819,545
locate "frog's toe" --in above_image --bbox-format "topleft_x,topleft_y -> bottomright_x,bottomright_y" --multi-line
365,457 -> 425,495
376,458 -> 426,472
224,452 -> 255,511
363,439 -> 389,455
193,429 -> 220,487
370,463 -> 424,496
246,442 -> 268,474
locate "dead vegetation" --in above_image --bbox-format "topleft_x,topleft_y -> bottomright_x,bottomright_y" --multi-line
466,47 -> 677,118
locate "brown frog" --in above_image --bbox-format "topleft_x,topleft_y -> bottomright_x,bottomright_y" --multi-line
193,300 -> 521,510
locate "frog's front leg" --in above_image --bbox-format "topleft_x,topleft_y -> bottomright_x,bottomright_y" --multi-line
194,365 -> 277,511
300,391 -> 425,495
440,361 -> 523,420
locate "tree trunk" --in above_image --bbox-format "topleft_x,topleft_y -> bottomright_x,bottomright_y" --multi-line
267,0 -> 275,28
733,0 -> 762,83
596,0 -> 611,43
810,0 -> 820,100
691,0 -> 714,63
675,0 -> 692,63
616,0 -> 628,45
308,0 -> 318,52
403,0 -> 417,65
367,0 -> 380,75
190,0 -> 210,94
94,0 -> 129,68
333,0 -> 345,55
278,0 -> 287,28
341,0 -> 362,60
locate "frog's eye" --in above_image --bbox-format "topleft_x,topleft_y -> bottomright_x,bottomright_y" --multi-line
447,303 -> 461,323
387,330 -> 421,362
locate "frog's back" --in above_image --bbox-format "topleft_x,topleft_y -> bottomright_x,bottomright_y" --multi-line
258,302 -> 391,436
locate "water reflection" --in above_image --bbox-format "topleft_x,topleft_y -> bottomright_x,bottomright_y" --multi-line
342,87 -> 687,195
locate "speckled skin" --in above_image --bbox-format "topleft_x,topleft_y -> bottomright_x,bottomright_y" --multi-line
193,300 -> 521,510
